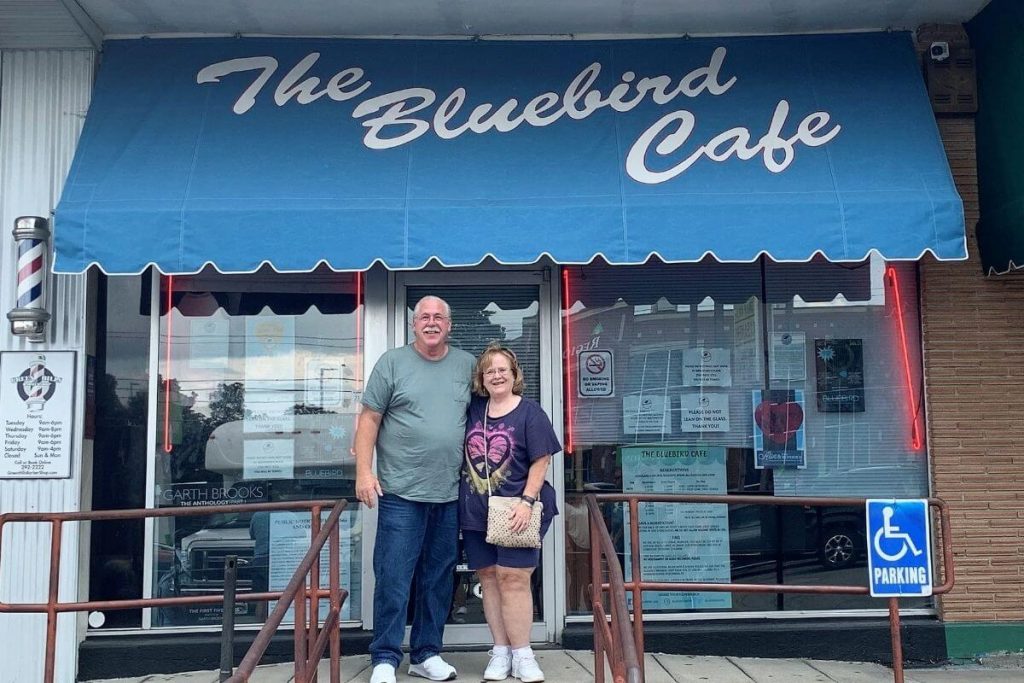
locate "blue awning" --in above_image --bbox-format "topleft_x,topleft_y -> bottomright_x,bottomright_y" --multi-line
54,33 -> 966,274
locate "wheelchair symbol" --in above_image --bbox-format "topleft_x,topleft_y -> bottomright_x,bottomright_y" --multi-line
873,506 -> 923,562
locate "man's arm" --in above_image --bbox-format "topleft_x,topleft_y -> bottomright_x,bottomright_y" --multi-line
354,407 -> 384,508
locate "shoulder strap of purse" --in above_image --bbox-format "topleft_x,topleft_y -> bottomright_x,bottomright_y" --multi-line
484,400 -> 492,497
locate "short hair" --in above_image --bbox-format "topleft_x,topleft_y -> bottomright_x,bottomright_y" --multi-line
413,295 -> 451,320
473,342 -> 525,397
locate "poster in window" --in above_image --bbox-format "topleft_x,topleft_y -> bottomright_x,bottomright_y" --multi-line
682,347 -> 732,387
752,389 -> 806,469
244,383 -> 295,434
622,394 -> 670,435
769,332 -> 806,381
304,359 -> 348,409
621,445 -> 731,610
679,392 -> 730,432
244,439 -> 294,480
268,509 -> 360,621
814,339 -> 865,412
732,298 -> 763,385
245,316 -> 296,432
577,349 -> 614,397
245,316 -> 295,380
189,314 -> 230,369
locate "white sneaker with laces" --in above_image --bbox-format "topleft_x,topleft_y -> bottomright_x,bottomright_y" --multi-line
370,663 -> 397,683
483,649 -> 513,680
512,653 -> 545,682
409,654 -> 458,681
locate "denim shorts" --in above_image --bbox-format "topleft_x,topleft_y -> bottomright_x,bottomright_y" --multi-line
462,524 -> 550,569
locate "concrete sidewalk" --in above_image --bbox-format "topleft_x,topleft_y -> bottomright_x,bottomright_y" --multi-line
84,650 -> 1024,682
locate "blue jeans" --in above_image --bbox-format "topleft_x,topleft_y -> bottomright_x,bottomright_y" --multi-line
369,494 -> 458,668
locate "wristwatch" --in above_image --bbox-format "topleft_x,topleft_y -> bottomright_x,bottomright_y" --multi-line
521,494 -> 537,506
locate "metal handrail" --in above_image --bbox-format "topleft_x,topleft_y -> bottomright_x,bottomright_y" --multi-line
228,499 -> 347,683
585,493 -> 955,683
0,499 -> 349,683
585,496 -> 643,683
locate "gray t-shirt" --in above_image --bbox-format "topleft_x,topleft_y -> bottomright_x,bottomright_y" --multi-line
361,344 -> 476,502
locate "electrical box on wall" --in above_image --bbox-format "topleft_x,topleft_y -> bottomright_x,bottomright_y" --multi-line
926,49 -> 978,114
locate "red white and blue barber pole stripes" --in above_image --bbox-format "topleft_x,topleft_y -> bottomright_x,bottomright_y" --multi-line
16,237 -> 45,309
28,360 -> 46,399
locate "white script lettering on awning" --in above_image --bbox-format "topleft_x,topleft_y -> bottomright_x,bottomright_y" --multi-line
196,48 -> 841,185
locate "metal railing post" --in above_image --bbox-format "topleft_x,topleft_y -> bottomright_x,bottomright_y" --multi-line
627,499 -> 645,680
44,519 -> 62,683
220,555 -> 239,682
590,507 -> 605,683
888,597 -> 905,683
329,524 -> 341,683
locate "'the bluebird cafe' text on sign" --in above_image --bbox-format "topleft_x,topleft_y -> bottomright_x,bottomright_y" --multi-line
0,351 -> 76,478
866,499 -> 933,598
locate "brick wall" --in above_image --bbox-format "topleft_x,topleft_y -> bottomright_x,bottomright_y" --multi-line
922,117 -> 1024,622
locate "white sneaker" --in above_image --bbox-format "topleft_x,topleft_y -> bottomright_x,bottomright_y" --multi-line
370,663 -> 397,683
483,649 -> 513,680
409,654 -> 457,681
512,653 -> 544,683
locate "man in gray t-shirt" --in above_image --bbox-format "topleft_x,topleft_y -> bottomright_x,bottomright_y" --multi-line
354,295 -> 475,683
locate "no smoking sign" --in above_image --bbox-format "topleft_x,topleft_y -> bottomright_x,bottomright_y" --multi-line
578,350 -> 614,397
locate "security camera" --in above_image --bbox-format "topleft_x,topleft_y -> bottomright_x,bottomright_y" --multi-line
929,41 -> 950,63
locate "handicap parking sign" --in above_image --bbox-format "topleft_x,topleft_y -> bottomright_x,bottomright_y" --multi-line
866,499 -> 933,598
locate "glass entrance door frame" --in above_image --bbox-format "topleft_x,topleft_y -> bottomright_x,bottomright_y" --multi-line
361,267 -> 565,645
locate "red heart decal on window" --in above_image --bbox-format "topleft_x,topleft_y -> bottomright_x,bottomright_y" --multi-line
754,399 -> 804,445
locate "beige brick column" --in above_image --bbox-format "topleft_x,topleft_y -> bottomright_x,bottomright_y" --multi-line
921,117 -> 1024,623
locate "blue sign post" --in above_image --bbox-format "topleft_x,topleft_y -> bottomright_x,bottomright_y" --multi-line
866,499 -> 933,598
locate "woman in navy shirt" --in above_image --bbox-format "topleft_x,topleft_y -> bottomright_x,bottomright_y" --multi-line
459,343 -> 560,682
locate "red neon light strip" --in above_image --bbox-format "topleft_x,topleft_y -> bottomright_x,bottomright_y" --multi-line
163,275 -> 174,454
887,266 -> 922,450
561,268 -> 574,455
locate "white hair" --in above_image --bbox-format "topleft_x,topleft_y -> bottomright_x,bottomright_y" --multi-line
413,295 -> 451,319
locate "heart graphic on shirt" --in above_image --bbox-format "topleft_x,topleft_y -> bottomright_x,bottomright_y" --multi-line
754,398 -> 804,445
467,431 -> 511,479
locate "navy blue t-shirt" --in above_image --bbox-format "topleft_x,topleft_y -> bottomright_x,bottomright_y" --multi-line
459,396 -> 561,531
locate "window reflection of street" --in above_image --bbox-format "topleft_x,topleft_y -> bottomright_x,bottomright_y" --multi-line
562,259 -> 932,617
153,267 -> 363,628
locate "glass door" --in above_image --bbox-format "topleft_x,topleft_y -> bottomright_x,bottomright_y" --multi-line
394,270 -> 558,645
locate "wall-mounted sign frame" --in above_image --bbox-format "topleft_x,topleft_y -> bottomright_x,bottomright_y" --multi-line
0,350 -> 76,478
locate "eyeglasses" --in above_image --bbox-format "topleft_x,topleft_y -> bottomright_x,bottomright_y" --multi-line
414,313 -> 449,324
484,367 -> 512,377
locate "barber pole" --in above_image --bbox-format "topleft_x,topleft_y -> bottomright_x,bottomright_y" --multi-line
17,234 -> 45,309
7,216 -> 52,341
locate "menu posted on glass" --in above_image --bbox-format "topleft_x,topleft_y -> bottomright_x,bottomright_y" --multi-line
1,351 -> 76,478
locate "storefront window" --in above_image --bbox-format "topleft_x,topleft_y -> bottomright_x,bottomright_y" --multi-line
563,258 -> 930,616
154,267 -> 363,627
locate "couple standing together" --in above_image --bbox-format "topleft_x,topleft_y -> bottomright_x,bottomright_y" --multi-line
354,296 -> 560,683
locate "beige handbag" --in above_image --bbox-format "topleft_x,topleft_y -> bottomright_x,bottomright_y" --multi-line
483,403 -> 543,549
